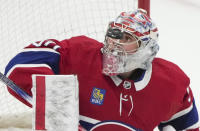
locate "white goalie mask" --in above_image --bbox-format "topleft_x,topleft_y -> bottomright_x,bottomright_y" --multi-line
102,9 -> 159,76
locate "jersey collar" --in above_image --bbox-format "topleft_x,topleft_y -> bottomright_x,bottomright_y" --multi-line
110,65 -> 152,91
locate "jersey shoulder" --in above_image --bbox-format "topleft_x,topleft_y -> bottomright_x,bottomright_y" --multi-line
59,35 -> 103,51
153,57 -> 189,81
24,35 -> 103,53
152,57 -> 190,90
59,36 -> 103,74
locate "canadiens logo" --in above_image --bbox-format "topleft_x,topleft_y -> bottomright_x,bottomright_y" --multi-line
90,87 -> 106,105
89,121 -> 141,131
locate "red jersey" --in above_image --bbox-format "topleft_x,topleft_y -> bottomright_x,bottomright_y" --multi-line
5,36 -> 199,131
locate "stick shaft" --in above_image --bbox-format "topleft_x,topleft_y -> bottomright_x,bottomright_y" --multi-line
0,72 -> 32,105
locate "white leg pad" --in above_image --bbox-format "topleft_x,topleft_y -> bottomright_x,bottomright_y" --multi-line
32,75 -> 79,131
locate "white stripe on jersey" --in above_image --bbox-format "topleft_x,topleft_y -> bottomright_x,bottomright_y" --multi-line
79,115 -> 100,124
21,48 -> 60,54
6,64 -> 52,77
90,121 -> 136,131
161,103 -> 193,123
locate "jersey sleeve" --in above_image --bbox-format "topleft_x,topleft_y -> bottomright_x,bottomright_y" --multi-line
158,86 -> 199,131
4,36 -> 103,107
4,39 -> 61,107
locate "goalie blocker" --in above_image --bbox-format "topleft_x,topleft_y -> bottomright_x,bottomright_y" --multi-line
32,75 -> 79,131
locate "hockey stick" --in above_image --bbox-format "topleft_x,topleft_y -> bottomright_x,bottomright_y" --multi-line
0,72 -> 32,105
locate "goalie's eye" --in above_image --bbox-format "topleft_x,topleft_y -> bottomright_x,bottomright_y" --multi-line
124,35 -> 132,42
120,33 -> 136,44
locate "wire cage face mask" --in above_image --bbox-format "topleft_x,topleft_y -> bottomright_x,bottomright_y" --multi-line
102,41 -> 127,76
102,35 -> 159,76
102,30 -> 141,76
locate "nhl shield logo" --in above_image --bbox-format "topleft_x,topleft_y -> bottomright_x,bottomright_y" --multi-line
123,81 -> 131,89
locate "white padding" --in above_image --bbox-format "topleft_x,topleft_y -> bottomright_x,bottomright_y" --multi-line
32,75 -> 79,131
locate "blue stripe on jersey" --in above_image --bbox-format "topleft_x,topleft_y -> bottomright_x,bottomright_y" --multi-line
5,51 -> 60,75
158,100 -> 199,130
79,120 -> 94,131
134,70 -> 146,82
80,120 -> 143,131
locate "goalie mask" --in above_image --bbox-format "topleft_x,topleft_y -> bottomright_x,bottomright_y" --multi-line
102,9 -> 159,76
